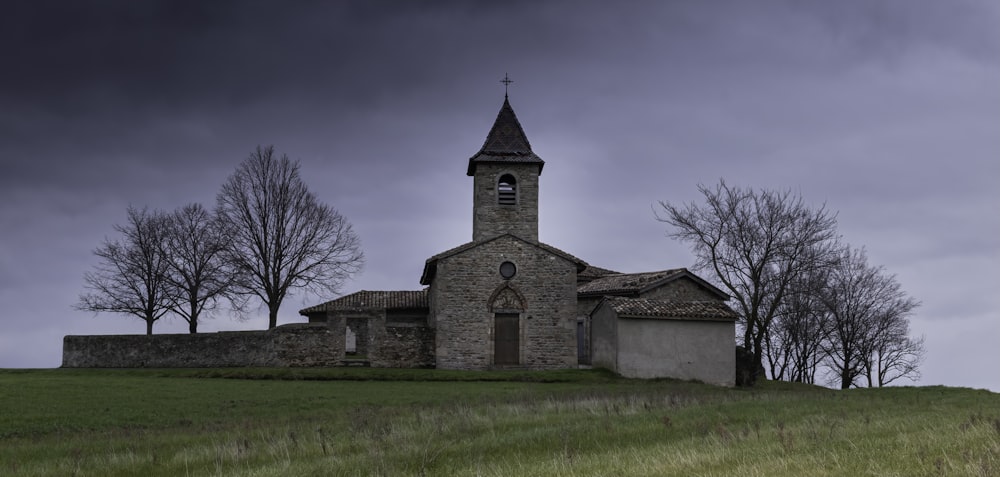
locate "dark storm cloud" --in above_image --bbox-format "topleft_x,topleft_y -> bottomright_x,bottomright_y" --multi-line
1,1 -> 566,196
3,1 -> 560,113
3,2 -> 351,110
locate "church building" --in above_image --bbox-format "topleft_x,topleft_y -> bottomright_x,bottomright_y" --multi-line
300,94 -> 739,386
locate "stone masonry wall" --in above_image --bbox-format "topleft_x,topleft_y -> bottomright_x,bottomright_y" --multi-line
472,164 -> 540,242
322,309 -> 436,368
431,236 -> 577,370
373,324 -> 436,368
62,323 -> 341,368
640,278 -> 724,302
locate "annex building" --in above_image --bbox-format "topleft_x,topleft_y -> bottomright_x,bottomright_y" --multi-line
298,95 -> 739,385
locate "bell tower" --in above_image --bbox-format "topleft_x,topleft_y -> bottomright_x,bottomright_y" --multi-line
467,94 -> 544,242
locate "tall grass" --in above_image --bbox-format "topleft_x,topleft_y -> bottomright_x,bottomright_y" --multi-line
1,369 -> 996,476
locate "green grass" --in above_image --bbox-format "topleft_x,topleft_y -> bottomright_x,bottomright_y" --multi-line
1,369 -> 997,476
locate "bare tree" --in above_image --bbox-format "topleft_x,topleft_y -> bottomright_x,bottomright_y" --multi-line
161,203 -> 231,334
764,274 -> 828,384
868,330 -> 925,387
77,206 -> 172,335
216,145 -> 364,329
819,247 -> 920,389
766,266 -> 832,384
658,180 -> 839,385
859,286 -> 924,387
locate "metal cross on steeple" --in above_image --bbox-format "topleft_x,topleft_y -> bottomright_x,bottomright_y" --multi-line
501,73 -> 513,98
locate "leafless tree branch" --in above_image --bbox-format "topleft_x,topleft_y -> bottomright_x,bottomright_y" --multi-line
76,206 -> 173,335
216,145 -> 364,329
657,180 -> 839,385
160,203 -> 232,333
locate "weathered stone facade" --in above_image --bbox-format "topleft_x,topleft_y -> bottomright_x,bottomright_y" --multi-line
426,235 -> 579,370
308,308 -> 435,368
472,163 -> 540,242
62,324 -> 341,368
640,278 -> 720,302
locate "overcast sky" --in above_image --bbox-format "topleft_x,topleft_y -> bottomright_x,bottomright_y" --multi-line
1,1 -> 997,391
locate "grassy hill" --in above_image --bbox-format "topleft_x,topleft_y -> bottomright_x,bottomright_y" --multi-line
1,368 -> 997,476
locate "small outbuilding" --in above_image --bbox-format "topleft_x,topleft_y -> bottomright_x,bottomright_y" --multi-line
590,296 -> 738,386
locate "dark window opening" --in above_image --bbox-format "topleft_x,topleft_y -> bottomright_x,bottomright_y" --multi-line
345,318 -> 369,358
498,174 -> 517,205
499,261 -> 517,280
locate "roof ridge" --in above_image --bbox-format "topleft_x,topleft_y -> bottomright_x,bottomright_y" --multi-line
602,296 -> 739,321
299,289 -> 428,315
421,234 -> 587,285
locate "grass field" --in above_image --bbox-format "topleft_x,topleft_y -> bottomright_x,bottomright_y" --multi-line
0,368 -> 997,476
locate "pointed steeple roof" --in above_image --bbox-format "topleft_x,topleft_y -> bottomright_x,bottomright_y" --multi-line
467,97 -> 545,176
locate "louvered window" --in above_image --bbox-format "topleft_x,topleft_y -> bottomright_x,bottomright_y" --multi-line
498,174 -> 517,205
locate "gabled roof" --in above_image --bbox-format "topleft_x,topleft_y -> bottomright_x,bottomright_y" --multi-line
299,290 -> 428,315
577,268 -> 729,300
467,97 -> 545,176
601,296 -> 738,321
420,234 -> 587,285
577,264 -> 621,283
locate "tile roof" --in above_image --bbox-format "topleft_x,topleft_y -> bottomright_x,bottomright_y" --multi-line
577,264 -> 622,282
603,296 -> 738,321
420,234 -> 587,285
299,290 -> 428,315
577,269 -> 686,295
467,97 -> 544,176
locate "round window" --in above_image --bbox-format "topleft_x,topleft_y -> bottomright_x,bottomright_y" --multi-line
499,261 -> 517,279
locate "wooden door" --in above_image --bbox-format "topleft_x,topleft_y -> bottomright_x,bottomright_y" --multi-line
494,313 -> 519,365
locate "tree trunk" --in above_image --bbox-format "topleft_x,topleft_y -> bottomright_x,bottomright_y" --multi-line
268,305 -> 279,329
839,357 -> 853,389
751,333 -> 766,386
189,299 -> 199,334
146,318 -> 153,336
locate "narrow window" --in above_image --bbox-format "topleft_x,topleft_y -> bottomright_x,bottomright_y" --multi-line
498,174 -> 517,205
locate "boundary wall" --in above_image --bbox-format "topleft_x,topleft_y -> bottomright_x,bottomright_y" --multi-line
62,324 -> 341,368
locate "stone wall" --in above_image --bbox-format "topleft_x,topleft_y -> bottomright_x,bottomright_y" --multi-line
472,164 -> 540,242
430,236 -> 578,370
319,310 -> 436,368
62,323 -> 341,368
640,277 -> 722,302
373,324 -> 435,368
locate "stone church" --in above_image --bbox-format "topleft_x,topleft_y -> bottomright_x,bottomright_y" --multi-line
299,95 -> 739,385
